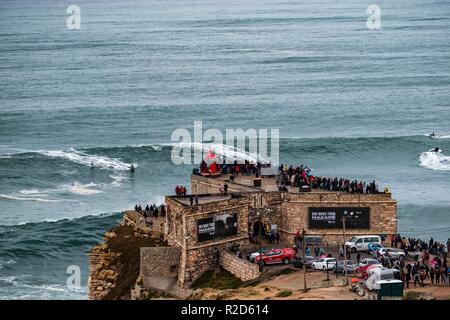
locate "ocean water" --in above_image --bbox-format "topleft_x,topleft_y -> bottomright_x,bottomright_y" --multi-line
1,0 -> 449,299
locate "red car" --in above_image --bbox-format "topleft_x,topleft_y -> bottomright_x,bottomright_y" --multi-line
254,248 -> 296,265
355,258 -> 382,279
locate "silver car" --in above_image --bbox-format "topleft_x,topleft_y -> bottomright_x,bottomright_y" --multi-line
377,248 -> 405,259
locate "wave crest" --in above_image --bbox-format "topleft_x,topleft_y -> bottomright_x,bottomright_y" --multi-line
419,150 -> 450,171
40,148 -> 133,171
171,142 -> 268,163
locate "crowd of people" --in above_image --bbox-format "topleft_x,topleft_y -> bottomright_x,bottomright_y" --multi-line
277,164 -> 381,194
387,234 -> 450,288
195,159 -> 265,177
292,232 -> 449,288
134,203 -> 166,223
194,159 -> 384,194
391,234 -> 448,256
175,185 -> 187,198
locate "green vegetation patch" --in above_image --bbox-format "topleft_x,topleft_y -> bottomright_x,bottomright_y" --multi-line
191,268 -> 243,290
144,288 -> 174,300
279,268 -> 297,275
275,290 -> 292,298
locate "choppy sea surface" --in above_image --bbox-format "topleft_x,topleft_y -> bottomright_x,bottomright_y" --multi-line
1,0 -> 449,299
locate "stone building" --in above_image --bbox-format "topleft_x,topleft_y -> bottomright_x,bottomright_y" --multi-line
162,172 -> 397,288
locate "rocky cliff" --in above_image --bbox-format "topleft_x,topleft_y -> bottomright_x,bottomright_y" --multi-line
88,224 -> 167,300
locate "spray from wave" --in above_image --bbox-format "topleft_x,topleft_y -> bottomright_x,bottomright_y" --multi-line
428,134 -> 450,139
169,142 -> 269,163
40,148 -> 133,171
419,150 -> 450,171
124,141 -> 268,163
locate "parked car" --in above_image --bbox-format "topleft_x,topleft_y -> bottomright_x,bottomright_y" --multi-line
367,242 -> 383,254
254,248 -> 296,265
355,258 -> 381,273
346,235 -> 382,252
293,256 -> 316,269
311,258 -> 337,271
247,248 -> 270,262
376,248 -> 405,259
333,260 -> 356,274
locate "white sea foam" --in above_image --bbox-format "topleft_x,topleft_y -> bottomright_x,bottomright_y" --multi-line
40,148 -> 133,171
0,259 -> 16,270
0,194 -> 60,202
19,189 -> 41,195
3,182 -> 103,202
129,143 -> 163,151
0,275 -> 86,299
171,142 -> 268,163
64,182 -> 103,195
127,142 -> 266,163
109,174 -> 126,186
419,150 -> 450,171
426,133 -> 450,139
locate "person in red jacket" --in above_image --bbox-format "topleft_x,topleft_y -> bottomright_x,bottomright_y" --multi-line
175,185 -> 180,198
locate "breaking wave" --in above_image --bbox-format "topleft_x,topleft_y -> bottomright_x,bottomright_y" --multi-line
170,142 -> 269,163
40,148 -> 133,171
419,150 -> 450,171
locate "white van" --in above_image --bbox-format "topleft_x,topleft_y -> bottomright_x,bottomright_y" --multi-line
346,235 -> 382,252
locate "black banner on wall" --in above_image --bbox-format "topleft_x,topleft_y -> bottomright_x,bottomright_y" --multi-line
197,212 -> 238,242
308,207 -> 370,229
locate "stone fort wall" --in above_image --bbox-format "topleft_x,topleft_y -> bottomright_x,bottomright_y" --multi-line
219,251 -> 261,281
163,175 -> 397,287
189,175 -> 397,245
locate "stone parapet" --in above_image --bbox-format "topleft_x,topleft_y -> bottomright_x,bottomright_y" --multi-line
219,251 -> 261,281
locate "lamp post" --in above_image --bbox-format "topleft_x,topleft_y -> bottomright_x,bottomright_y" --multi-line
257,208 -> 273,272
326,260 -> 330,281
302,228 -> 308,292
342,215 -> 349,286
257,211 -> 263,272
